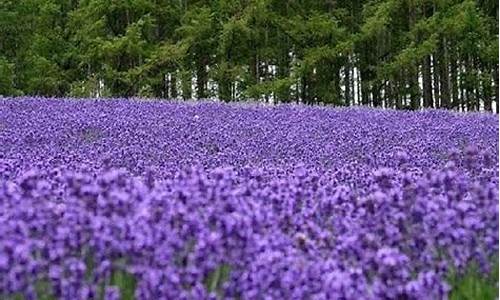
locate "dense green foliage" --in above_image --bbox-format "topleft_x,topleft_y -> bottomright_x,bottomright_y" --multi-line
0,0 -> 498,111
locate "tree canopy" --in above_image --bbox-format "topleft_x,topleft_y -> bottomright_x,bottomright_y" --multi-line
0,0 -> 498,111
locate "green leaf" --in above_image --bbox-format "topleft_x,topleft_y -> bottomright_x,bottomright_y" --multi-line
205,263 -> 231,298
111,270 -> 137,300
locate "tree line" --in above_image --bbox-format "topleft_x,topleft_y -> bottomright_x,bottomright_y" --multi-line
0,0 -> 498,112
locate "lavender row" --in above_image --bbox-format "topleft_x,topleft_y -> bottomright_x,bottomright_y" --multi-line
0,97 -> 498,299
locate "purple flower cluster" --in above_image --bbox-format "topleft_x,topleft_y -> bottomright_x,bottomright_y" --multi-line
0,97 -> 498,299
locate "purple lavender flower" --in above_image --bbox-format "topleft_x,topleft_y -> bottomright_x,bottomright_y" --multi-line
0,98 -> 497,299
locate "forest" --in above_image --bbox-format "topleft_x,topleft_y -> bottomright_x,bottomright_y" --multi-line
0,0 -> 498,111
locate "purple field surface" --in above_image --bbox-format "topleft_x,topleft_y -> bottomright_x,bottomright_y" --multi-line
0,97 -> 498,299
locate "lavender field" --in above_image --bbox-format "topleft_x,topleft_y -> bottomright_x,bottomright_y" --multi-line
0,97 -> 498,299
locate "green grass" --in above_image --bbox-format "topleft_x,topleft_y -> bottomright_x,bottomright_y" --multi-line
448,258 -> 499,300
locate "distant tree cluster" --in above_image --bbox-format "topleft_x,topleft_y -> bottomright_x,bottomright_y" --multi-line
0,0 -> 498,111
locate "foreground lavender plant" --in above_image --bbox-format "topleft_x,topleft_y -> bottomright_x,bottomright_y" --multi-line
0,97 -> 498,299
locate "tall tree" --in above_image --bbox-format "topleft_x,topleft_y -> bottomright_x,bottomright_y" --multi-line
0,0 -> 497,113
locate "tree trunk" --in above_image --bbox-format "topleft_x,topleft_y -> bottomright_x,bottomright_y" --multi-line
386,80 -> 394,108
344,58 -> 351,106
465,56 -> 474,111
360,69 -> 370,106
350,62 -> 356,105
219,68 -> 232,102
301,75 -> 308,104
372,80 -> 381,107
277,36 -> 291,102
460,63 -> 465,111
250,53 -> 259,86
180,70 -> 191,100
170,72 -> 177,99
356,65 -> 362,106
482,72 -> 493,112
422,55 -> 433,108
295,80 -> 300,104
333,63 -> 341,105
439,38 -> 451,109
405,0 -> 419,110
409,67 -> 420,110
474,57 -> 481,111
396,72 -> 403,109
196,57 -> 208,99
494,65 -> 499,113
450,45 -> 459,110
432,55 -> 440,108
